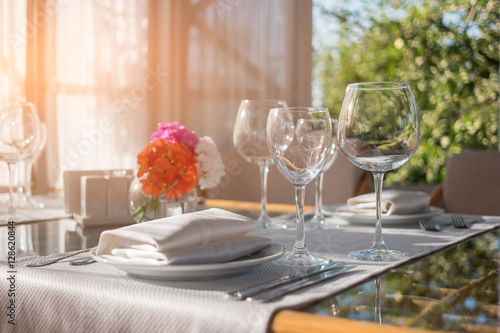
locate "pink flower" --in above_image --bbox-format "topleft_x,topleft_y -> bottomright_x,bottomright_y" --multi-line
150,122 -> 199,154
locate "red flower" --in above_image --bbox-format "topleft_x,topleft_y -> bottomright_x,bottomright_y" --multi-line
136,138 -> 198,200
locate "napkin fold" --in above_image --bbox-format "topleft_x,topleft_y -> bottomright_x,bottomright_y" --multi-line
96,208 -> 271,265
337,190 -> 430,216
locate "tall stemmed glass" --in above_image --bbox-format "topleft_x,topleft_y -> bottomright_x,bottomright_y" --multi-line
307,119 -> 339,230
233,99 -> 288,229
338,82 -> 420,261
0,102 -> 41,222
267,107 -> 332,266
19,122 -> 47,209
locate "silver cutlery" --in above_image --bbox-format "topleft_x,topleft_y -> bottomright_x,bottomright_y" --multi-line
69,258 -> 96,266
451,214 -> 472,228
26,249 -> 93,267
420,214 -> 474,232
226,260 -> 344,300
419,219 -> 442,231
246,265 -> 356,303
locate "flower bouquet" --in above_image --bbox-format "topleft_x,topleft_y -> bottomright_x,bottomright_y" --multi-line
130,122 -> 225,222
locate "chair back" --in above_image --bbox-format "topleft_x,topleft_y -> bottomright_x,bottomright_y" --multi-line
442,150 -> 500,215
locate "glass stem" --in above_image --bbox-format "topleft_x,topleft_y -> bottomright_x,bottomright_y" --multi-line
313,172 -> 324,219
258,161 -> 270,221
372,172 -> 387,249
293,185 -> 306,252
25,162 -> 33,198
7,162 -> 17,214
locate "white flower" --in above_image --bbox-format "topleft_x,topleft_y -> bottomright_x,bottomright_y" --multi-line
195,136 -> 225,189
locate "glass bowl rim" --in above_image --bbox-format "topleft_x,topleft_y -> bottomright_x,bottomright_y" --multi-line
347,81 -> 410,90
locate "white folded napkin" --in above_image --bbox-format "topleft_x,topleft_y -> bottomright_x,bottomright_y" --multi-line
337,190 -> 430,216
96,208 -> 271,265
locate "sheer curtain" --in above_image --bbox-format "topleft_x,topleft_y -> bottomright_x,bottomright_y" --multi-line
3,0 -> 312,189
150,0 -> 312,152
28,0 -> 152,188
0,1 -> 28,187
0,1 -> 26,101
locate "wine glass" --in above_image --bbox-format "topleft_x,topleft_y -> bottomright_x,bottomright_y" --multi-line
337,82 -> 420,261
306,119 -> 339,230
0,102 -> 41,222
233,99 -> 288,229
19,122 -> 47,209
267,107 -> 332,266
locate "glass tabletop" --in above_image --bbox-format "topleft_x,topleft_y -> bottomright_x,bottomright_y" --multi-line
304,229 -> 500,332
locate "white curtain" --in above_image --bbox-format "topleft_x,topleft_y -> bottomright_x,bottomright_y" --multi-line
41,0 -> 151,188
0,1 -> 28,188
2,0 -> 312,189
150,0 -> 312,152
0,1 -> 26,101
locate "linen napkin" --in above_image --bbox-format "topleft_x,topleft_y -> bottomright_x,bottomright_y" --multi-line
336,190 -> 430,216
96,208 -> 271,265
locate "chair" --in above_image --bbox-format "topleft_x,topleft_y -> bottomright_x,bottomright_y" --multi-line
208,151 -> 371,206
429,150 -> 500,216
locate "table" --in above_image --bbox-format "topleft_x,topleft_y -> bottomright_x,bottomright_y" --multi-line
1,194 -> 499,332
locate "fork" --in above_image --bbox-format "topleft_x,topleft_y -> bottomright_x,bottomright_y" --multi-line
26,249 -> 92,267
69,258 -> 96,266
451,214 -> 472,228
419,219 -> 441,231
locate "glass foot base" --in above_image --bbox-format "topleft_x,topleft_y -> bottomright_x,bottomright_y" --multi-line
16,198 -> 45,209
0,212 -> 30,223
305,217 -> 336,230
348,247 -> 408,262
257,216 -> 288,230
304,211 -> 339,230
274,250 -> 329,267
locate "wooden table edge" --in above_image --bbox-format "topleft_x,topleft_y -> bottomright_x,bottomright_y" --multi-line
204,199 -> 313,215
270,310 -> 448,333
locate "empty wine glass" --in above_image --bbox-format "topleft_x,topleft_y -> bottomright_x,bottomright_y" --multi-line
0,102 -> 41,222
307,119 -> 339,230
338,82 -> 420,261
233,99 -> 288,229
267,107 -> 332,266
19,122 -> 47,209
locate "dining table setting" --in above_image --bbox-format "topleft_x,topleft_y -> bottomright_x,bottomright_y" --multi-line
1,83 -> 500,332
1,189 -> 499,333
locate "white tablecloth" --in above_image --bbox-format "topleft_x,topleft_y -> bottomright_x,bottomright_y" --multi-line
2,216 -> 500,333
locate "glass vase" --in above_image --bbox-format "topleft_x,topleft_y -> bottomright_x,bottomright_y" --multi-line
128,176 -> 197,223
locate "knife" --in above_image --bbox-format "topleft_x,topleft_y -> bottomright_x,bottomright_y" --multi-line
247,265 -> 356,303
225,260 -> 344,300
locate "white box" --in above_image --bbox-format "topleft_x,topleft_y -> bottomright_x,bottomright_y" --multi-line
80,176 -> 108,218
63,169 -> 134,214
64,169 -> 137,227
107,176 -> 131,217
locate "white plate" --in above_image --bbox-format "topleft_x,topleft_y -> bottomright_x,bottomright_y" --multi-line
90,243 -> 285,280
325,205 -> 444,226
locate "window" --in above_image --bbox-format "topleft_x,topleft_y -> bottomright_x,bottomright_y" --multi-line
1,0 -> 312,189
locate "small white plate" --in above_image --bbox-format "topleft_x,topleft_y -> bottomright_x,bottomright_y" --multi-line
325,205 -> 444,226
90,243 -> 285,280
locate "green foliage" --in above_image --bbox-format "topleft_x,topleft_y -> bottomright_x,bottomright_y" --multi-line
314,0 -> 499,184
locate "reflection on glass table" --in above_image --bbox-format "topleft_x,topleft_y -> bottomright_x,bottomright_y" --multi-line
305,229 -> 500,332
